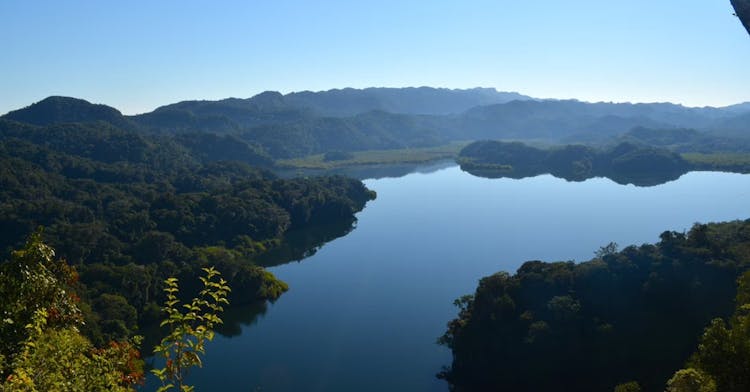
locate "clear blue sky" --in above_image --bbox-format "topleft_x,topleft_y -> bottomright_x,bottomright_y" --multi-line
2,0 -> 749,115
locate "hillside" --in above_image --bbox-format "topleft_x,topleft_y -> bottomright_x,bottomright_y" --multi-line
456,99 -> 744,142
3,96 -> 136,130
3,90 -> 750,163
0,116 -> 375,345
440,220 -> 750,391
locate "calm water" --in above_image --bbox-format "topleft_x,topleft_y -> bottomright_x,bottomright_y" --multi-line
148,166 -> 750,391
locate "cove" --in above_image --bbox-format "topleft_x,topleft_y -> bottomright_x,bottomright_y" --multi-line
147,165 -> 750,391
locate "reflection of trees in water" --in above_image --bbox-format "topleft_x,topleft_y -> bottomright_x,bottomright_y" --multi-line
253,217 -> 357,268
461,165 -> 686,187
457,141 -> 692,186
141,296 -> 269,353
141,217 -> 359,347
214,216 -> 361,339
215,300 -> 269,338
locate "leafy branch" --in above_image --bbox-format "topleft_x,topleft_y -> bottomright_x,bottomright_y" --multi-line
151,267 -> 230,392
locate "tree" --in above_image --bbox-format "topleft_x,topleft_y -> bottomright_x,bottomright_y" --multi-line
613,381 -> 642,392
0,230 -> 82,370
0,233 -> 235,391
0,233 -> 143,391
668,271 -> 750,391
666,368 -> 717,392
595,241 -> 619,258
2,310 -> 143,392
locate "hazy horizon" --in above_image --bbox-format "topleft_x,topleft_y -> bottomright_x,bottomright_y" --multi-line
4,86 -> 750,117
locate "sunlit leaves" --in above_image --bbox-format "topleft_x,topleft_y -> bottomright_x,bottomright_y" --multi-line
0,238 -> 143,391
151,268 -> 230,391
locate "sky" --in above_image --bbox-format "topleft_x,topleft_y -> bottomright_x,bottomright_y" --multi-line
1,0 -> 749,115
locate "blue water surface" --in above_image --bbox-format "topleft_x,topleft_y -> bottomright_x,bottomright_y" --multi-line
148,167 -> 750,391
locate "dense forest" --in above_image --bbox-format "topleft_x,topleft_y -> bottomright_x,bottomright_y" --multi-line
440,219 -> 750,391
0,234 -> 145,390
0,114 -> 375,347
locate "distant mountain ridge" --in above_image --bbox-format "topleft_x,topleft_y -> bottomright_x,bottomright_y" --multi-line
283,87 -> 532,116
2,89 -> 749,160
456,99 -> 741,141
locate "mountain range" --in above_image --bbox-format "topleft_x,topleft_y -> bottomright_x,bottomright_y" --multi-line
2,87 -> 749,160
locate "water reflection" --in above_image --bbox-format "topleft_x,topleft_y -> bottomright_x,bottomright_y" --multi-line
277,157 -> 691,187
460,164 -> 687,187
167,168 -> 750,392
214,218 -> 361,337
254,217 -> 358,268
215,301 -> 269,338
141,217 -> 358,354
274,159 -> 456,180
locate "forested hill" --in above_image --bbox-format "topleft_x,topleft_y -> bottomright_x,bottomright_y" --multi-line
4,90 -> 750,161
0,115 -> 375,345
440,219 -> 750,391
3,96 -> 137,130
457,140 -> 691,186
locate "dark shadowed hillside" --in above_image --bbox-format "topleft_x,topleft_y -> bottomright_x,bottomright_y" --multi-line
3,96 -> 137,130
440,220 -> 750,391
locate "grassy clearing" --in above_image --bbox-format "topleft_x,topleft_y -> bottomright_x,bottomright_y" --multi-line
683,152 -> 750,173
276,142 -> 468,169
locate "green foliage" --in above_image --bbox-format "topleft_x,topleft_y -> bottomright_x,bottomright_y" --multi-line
152,267 -> 230,392
666,368 -> 717,392
671,271 -> 750,391
440,220 -> 750,391
2,310 -> 143,392
92,294 -> 139,341
174,133 -> 273,167
239,111 -> 447,159
613,381 -> 642,392
0,230 -> 82,365
0,236 -> 143,391
2,96 -> 132,128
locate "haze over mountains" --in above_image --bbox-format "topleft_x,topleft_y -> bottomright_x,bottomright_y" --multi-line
3,87 -> 749,161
